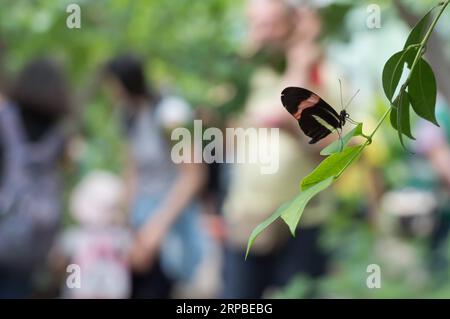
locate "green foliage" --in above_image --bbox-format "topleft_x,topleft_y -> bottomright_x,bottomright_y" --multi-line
80,100 -> 125,174
301,145 -> 363,191
404,10 -> 432,52
382,50 -> 412,102
0,0 -> 250,111
269,275 -> 314,299
382,2 -> 447,147
390,91 -> 414,143
246,143 -> 367,254
246,201 -> 291,259
281,177 -> 334,236
318,3 -> 353,42
409,58 -> 438,125
246,177 -> 334,257
246,143 -> 365,254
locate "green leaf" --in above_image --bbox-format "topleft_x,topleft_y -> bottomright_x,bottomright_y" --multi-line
301,145 -> 364,191
409,58 -> 439,126
320,123 -> 363,156
245,201 -> 291,259
404,10 -> 432,65
382,50 -> 409,102
390,92 -> 415,147
281,177 -> 334,235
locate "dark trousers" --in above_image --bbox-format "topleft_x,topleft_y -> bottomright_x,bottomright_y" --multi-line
223,226 -> 327,299
0,268 -> 32,298
131,259 -> 173,299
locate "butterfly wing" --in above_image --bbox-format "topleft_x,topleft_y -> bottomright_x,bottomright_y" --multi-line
299,106 -> 334,144
281,87 -> 342,144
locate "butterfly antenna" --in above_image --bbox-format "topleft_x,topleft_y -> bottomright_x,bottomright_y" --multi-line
344,89 -> 360,110
338,79 -> 344,112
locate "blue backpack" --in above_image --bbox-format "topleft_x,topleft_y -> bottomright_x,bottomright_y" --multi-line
0,103 -> 64,272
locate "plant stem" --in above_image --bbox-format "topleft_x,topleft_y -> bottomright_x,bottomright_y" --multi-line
368,108 -> 392,140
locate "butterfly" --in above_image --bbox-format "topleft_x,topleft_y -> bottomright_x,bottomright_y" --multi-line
281,86 -> 358,145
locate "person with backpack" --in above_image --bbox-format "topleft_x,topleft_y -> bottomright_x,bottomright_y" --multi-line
0,58 -> 70,298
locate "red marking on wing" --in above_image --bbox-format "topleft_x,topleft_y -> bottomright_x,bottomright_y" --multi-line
293,94 -> 320,120
293,109 -> 302,120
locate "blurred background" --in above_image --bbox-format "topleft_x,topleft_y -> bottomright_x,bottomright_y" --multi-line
1,0 -> 450,298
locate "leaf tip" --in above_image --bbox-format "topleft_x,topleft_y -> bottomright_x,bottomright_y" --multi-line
245,242 -> 252,260
289,225 -> 297,237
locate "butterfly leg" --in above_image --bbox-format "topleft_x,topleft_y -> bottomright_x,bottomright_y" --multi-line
346,117 -> 361,126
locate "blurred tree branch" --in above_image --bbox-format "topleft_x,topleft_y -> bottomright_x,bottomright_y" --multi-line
394,0 -> 450,107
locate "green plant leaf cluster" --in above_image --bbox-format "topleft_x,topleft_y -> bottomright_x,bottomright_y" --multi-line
382,5 -> 443,149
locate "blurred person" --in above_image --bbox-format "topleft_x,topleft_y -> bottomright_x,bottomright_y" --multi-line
51,171 -> 132,299
0,58 -> 69,298
373,98 -> 450,288
222,0 -> 336,298
416,103 -> 450,191
104,54 -> 208,298
414,101 -> 450,278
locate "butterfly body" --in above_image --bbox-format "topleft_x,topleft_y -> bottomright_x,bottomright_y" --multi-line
281,87 -> 348,144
